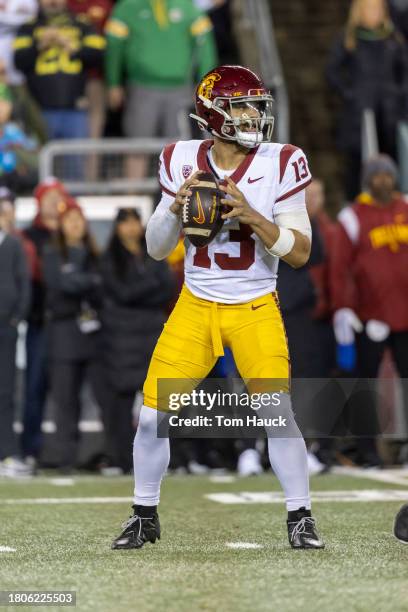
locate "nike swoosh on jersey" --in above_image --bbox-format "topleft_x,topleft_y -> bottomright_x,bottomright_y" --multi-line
251,303 -> 267,310
248,176 -> 264,184
192,191 -> 206,224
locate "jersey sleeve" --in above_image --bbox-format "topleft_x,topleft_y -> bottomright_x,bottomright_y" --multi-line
275,145 -> 312,206
158,143 -> 177,198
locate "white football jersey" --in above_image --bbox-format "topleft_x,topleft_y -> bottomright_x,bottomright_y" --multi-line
158,139 -> 312,304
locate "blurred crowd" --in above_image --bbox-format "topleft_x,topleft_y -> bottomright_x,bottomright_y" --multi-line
0,0 -> 408,477
0,0 -> 233,191
1,150 -> 408,478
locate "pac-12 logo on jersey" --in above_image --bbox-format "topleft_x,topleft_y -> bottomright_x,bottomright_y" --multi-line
182,165 -> 193,179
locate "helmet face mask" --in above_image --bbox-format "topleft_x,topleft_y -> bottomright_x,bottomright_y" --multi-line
191,66 -> 275,149
216,95 -> 274,148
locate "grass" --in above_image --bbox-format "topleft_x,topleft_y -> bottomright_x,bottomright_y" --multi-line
1,473 -> 408,612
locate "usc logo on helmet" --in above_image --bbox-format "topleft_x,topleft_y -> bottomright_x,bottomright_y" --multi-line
198,72 -> 221,99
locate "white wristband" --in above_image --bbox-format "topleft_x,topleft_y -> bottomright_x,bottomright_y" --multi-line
264,227 -> 295,257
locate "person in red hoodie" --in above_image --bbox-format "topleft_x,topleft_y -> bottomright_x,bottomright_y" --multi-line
331,154 -> 408,465
21,177 -> 69,467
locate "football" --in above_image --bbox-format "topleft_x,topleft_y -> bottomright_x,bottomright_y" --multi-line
182,172 -> 224,248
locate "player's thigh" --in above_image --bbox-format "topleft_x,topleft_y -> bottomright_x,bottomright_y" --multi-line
229,296 -> 290,391
143,289 -> 217,408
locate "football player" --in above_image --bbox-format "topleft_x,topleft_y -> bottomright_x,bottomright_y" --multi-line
112,65 -> 325,550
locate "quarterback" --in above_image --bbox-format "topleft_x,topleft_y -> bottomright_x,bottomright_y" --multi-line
112,65 -> 325,550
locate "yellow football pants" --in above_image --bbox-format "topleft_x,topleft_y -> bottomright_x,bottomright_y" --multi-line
143,285 -> 290,409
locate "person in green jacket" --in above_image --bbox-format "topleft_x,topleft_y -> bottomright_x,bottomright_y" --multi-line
105,0 -> 217,178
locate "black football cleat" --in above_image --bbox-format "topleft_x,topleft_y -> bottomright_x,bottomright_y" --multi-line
111,505 -> 160,550
287,508 -> 325,549
394,503 -> 408,543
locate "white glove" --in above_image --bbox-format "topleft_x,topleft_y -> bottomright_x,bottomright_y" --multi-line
333,308 -> 363,344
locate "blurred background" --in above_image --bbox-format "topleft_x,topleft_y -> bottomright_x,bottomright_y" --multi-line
1,0 -> 408,479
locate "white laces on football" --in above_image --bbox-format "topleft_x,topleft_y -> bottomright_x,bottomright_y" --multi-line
290,516 -> 316,541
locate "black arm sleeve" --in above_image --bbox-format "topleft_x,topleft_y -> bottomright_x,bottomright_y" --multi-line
13,23 -> 39,73
71,22 -> 105,68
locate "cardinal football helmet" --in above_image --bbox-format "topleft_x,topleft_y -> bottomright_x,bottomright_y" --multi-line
190,65 -> 274,149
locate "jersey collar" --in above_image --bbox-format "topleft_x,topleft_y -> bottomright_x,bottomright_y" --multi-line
197,139 -> 259,184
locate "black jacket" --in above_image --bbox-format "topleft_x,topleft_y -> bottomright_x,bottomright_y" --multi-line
14,11 -> 105,110
99,248 -> 175,393
277,219 -> 324,314
326,28 -> 408,152
23,221 -> 53,326
0,232 -> 30,324
43,244 -> 102,361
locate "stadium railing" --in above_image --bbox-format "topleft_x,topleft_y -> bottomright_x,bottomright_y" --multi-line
397,121 -> 408,194
39,137 -> 170,195
361,108 -> 379,163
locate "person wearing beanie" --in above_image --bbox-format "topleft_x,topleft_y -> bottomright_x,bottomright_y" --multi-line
330,154 -> 408,466
21,178 -> 69,466
42,199 -> 102,472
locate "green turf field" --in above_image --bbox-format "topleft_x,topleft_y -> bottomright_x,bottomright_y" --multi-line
1,471 -> 408,612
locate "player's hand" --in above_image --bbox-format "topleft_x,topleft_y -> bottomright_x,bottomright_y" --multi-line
169,171 -> 203,215
220,176 -> 261,225
108,86 -> 125,110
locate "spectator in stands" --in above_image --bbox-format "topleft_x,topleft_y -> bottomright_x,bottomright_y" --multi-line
326,0 -> 408,200
13,0 -> 105,143
306,179 -> 337,322
331,155 -> 408,466
194,1 -> 237,64
0,82 -> 38,193
0,0 -> 47,143
388,0 -> 408,41
0,185 -> 37,275
0,191 -> 31,477
99,208 -> 174,473
68,0 -> 112,177
278,205 -> 331,474
105,0 -> 217,179
43,199 -> 102,473
21,178 -> 67,465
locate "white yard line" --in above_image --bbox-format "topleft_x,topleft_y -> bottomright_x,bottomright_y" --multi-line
0,490 -> 407,505
0,546 -> 16,552
332,466 -> 408,487
209,475 -> 237,483
0,497 -> 132,505
49,478 -> 75,486
206,490 -> 408,504
226,542 -> 263,549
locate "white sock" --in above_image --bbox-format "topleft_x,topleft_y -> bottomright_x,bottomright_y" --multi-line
133,405 -> 170,506
267,437 -> 311,511
257,393 -> 311,512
